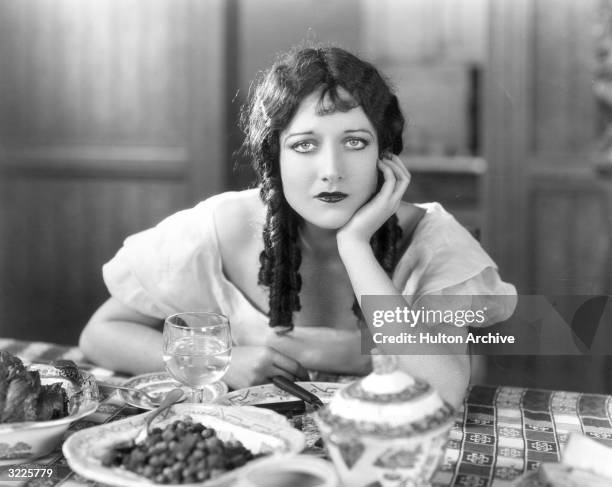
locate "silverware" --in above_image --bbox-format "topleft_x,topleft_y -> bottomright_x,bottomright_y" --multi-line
253,399 -> 306,416
98,381 -> 163,406
271,376 -> 324,410
112,388 -> 184,450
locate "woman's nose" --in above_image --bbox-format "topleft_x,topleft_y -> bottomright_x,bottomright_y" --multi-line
318,147 -> 344,183
321,173 -> 342,183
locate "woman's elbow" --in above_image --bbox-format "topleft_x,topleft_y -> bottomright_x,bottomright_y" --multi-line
427,354 -> 470,409
447,354 -> 470,407
78,318 -> 102,362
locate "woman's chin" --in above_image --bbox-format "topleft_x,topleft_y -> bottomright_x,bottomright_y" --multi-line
303,215 -> 351,231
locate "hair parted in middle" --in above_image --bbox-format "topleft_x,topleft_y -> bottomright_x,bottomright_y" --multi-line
240,45 -> 405,333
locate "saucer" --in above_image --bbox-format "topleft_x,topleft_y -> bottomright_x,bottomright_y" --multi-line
119,372 -> 228,409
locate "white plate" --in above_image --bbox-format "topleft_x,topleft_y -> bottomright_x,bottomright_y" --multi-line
118,372 -> 228,409
216,381 -> 342,407
63,403 -> 305,487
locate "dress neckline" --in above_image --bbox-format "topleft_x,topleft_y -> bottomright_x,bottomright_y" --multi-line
207,207 -> 270,320
208,199 -> 431,322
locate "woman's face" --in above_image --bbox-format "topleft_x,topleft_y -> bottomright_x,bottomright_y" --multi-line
279,88 -> 379,230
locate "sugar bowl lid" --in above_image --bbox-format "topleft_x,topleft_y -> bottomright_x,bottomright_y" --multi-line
317,354 -> 455,438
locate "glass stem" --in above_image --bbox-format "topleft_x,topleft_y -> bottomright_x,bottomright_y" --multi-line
193,388 -> 204,403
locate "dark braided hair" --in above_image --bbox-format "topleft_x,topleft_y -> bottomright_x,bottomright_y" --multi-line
241,46 -> 405,332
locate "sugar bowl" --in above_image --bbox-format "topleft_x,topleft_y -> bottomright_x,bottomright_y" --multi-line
315,355 -> 455,487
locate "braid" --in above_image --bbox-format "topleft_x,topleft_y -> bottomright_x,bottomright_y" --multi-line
258,175 -> 302,332
380,214 -> 403,272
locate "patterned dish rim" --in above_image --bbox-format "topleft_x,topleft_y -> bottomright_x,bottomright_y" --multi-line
316,401 -> 455,439
0,363 -> 99,433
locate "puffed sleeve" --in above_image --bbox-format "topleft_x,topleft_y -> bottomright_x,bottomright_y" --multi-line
394,203 -> 517,327
102,195 -> 229,318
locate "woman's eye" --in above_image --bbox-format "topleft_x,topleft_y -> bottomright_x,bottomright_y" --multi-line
292,141 -> 316,153
345,137 -> 368,150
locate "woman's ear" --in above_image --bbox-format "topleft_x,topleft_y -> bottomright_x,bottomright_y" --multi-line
379,148 -> 392,159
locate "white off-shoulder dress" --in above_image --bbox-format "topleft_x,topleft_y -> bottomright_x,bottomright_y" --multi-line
103,190 -> 517,349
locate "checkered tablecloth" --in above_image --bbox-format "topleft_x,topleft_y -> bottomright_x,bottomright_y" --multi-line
1,339 -> 612,486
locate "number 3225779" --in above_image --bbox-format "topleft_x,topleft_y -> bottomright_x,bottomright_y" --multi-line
8,468 -> 54,478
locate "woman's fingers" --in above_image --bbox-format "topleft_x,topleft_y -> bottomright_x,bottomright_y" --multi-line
225,346 -> 309,388
384,154 -> 411,188
269,366 -> 298,382
271,350 -> 309,380
377,159 -> 396,200
379,155 -> 410,206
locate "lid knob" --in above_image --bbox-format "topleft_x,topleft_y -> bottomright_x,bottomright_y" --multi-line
372,353 -> 399,375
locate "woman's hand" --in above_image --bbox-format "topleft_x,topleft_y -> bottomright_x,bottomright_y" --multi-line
222,345 -> 309,390
336,153 -> 410,247
267,327 -> 373,375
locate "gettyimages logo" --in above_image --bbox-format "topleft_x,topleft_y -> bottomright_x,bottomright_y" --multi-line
358,295 -> 612,356
371,307 -> 486,328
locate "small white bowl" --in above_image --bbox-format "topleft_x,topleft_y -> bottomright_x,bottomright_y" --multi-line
235,455 -> 339,487
0,363 -> 100,465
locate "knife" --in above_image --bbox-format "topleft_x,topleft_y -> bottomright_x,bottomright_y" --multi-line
271,375 -> 324,410
252,400 -> 306,416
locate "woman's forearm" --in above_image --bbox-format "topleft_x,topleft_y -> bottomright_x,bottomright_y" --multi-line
79,319 -> 165,375
272,329 -> 469,405
337,237 -> 470,406
337,238 -> 400,298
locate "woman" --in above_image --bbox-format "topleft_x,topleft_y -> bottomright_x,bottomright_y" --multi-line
80,46 -> 516,407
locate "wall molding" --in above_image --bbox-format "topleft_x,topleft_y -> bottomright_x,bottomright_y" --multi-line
483,0 -> 534,292
0,145 -> 189,179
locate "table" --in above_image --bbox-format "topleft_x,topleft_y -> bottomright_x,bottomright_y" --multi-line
2,339 -> 612,487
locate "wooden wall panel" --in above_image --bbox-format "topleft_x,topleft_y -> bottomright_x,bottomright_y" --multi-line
484,1 -> 612,393
572,195 -> 609,292
499,174 -> 612,394
531,175 -> 611,294
0,0 -> 189,145
358,0 -> 487,158
483,0 -> 533,292
0,0 -> 227,344
534,0 -> 597,155
532,193 -> 573,293
486,0 -> 602,293
2,178 -> 187,344
359,0 -> 487,64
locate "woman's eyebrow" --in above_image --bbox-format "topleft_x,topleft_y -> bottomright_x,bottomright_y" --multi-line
282,131 -> 314,144
344,129 -> 374,136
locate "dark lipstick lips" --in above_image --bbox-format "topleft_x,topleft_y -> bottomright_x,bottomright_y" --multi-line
315,192 -> 348,203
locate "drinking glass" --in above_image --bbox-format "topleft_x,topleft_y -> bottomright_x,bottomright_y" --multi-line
162,312 -> 231,403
